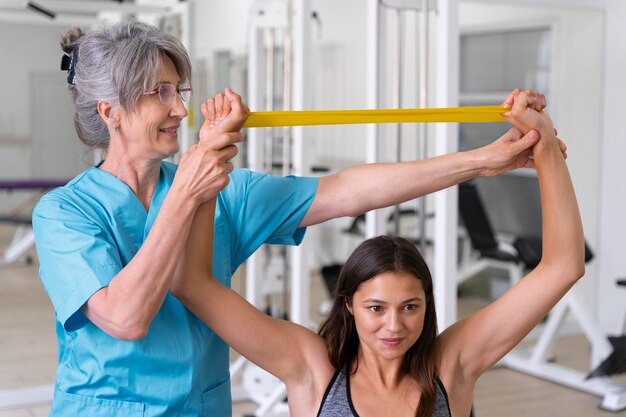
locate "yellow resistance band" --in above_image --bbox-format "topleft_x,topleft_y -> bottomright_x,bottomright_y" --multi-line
243,105 -> 509,128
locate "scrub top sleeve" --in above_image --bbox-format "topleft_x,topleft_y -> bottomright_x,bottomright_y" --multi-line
33,196 -> 122,332
225,171 -> 318,267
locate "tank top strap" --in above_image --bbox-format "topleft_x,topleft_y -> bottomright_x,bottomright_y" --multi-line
316,367 -> 356,417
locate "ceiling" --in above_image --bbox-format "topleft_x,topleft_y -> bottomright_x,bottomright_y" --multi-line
0,0 -> 179,25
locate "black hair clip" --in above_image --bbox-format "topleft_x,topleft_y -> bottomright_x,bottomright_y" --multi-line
60,46 -> 79,85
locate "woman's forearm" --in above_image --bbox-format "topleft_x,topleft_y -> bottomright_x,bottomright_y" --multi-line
185,200 -> 215,275
534,130 -> 585,278
82,190 -> 199,340
302,151 -> 483,226
301,126 -> 541,227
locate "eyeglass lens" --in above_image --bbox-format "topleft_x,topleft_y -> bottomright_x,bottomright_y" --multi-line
159,84 -> 191,103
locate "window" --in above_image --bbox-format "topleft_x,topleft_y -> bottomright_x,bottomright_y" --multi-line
459,27 -> 551,151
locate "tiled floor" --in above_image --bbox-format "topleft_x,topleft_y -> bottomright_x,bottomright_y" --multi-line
1,224 -> 625,417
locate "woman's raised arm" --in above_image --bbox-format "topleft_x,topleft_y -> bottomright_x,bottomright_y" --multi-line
439,91 -> 585,381
170,93 -> 331,389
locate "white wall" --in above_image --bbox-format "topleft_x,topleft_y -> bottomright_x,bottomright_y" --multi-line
0,21 -> 77,209
0,23 -> 71,140
597,0 -> 626,333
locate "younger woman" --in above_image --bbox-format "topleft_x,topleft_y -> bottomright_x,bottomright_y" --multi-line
172,90 -> 584,417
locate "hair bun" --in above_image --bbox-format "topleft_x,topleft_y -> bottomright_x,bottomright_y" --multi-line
60,27 -> 85,55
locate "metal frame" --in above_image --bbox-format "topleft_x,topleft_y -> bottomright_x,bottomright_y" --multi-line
0,385 -> 54,411
366,0 -> 459,330
0,224 -> 34,267
232,1 -> 312,415
500,286 -> 626,411
432,0 -> 460,330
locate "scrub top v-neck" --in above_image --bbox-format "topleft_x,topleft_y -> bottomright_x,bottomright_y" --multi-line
33,161 -> 318,417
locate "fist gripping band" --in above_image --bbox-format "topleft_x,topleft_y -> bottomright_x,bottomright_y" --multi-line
242,105 -> 509,128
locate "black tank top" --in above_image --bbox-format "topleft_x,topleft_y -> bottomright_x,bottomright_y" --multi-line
316,368 -> 452,417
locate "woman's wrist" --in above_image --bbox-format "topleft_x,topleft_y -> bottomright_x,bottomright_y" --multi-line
162,188 -> 199,222
533,133 -> 562,159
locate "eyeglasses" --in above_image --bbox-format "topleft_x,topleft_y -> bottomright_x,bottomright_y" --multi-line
142,83 -> 192,104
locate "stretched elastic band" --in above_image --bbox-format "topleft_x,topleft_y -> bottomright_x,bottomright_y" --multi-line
242,105 -> 509,128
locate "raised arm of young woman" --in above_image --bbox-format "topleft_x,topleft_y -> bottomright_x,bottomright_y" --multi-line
170,97 -> 334,413
77,92 -> 244,340
438,91 -> 585,393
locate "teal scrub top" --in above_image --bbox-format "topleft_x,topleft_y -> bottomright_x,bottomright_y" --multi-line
32,161 -> 318,417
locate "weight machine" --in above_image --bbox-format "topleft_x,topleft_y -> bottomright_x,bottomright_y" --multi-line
366,0 -> 459,330
230,1 -> 313,415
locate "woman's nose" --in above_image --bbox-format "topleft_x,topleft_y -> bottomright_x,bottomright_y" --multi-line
386,311 -> 401,332
171,94 -> 188,119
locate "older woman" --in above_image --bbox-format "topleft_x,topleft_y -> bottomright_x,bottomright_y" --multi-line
173,91 -> 584,417
33,20 -> 558,417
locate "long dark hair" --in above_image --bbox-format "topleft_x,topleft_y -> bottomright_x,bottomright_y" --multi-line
318,235 -> 439,417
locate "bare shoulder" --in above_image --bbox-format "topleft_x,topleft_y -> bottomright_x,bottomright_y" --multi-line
302,330 -> 336,391
436,317 -> 481,380
436,331 -> 478,417
285,330 -> 336,415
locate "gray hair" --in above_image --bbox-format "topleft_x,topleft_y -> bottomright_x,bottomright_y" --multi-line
60,20 -> 192,150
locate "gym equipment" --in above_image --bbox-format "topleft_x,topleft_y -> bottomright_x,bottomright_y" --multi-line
457,181 -> 594,285
500,285 -> 626,412
365,0 -> 459,334
0,179 -> 68,267
587,336 -> 626,380
457,181 -> 524,287
234,0 -> 311,415
587,279 -> 626,381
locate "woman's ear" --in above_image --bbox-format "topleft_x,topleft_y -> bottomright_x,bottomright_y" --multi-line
345,300 -> 353,316
97,99 -> 120,131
